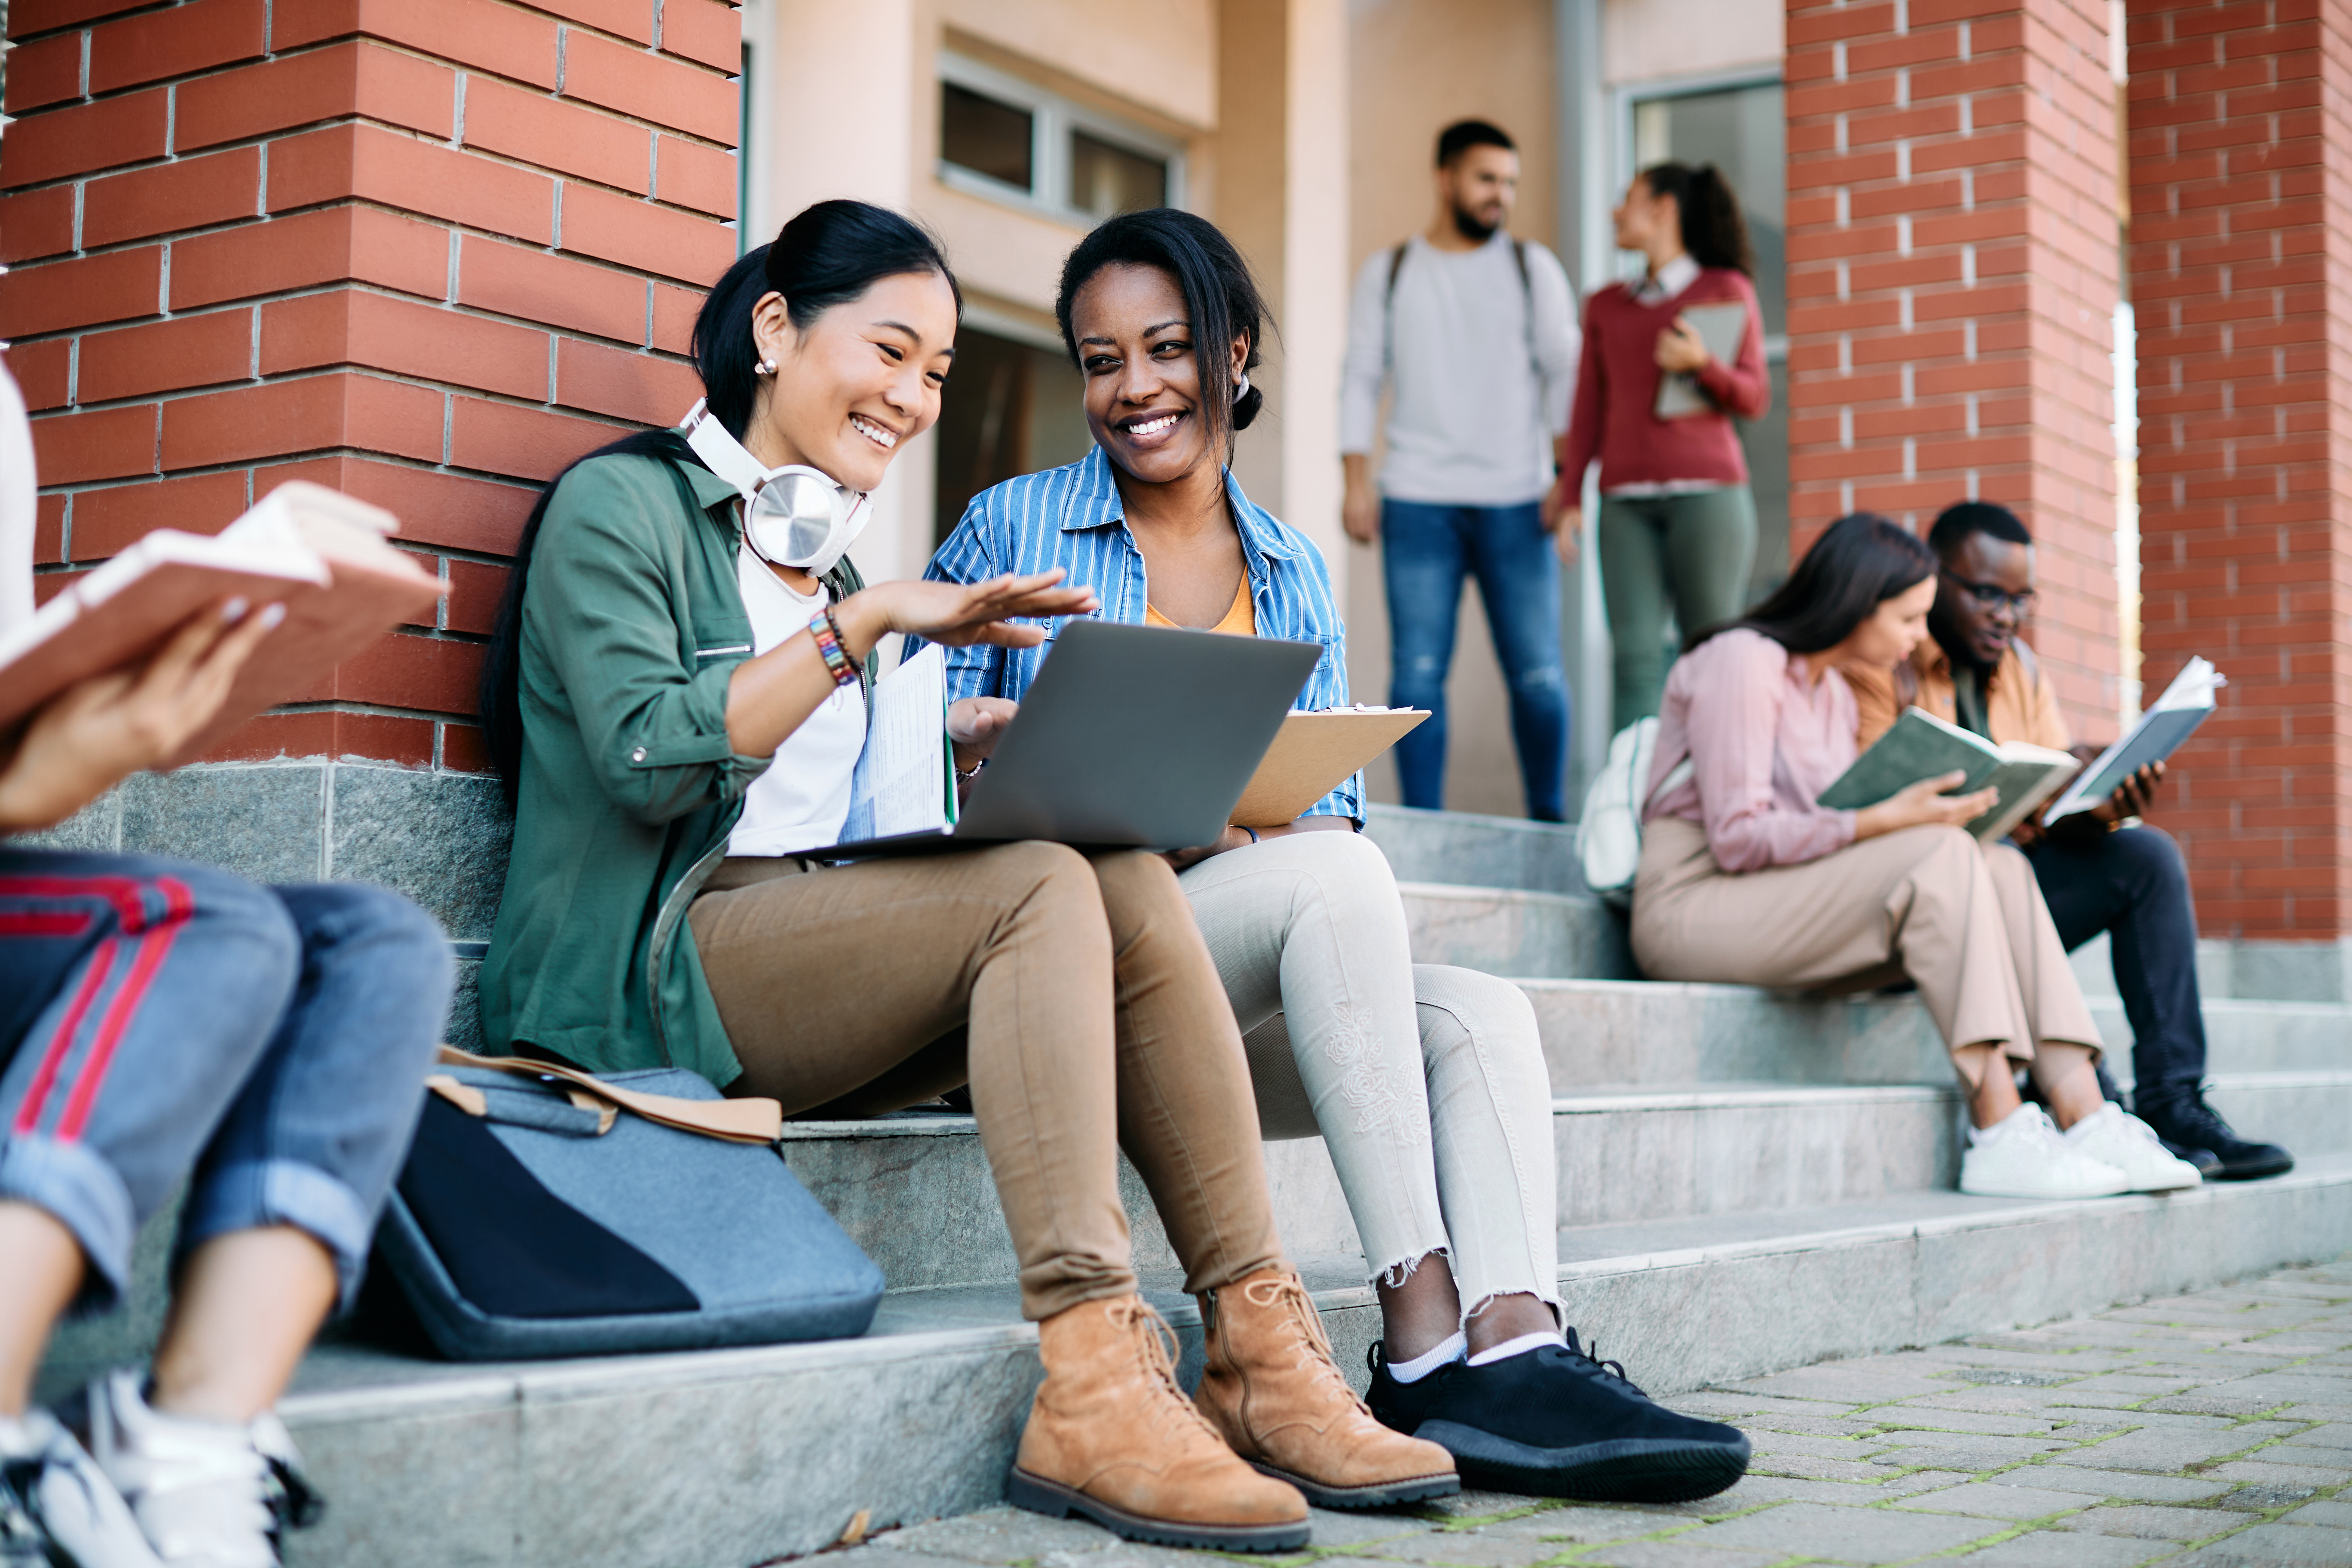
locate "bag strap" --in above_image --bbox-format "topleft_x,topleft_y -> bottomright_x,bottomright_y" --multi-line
435,1047 -> 784,1145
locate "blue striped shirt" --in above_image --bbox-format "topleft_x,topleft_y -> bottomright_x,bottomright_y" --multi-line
921,446 -> 1362,822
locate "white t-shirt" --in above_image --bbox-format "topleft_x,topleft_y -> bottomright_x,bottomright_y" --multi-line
726,541 -> 866,857
1338,230 -> 1581,507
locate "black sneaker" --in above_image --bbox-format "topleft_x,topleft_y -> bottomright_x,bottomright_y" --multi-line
1366,1334 -> 1749,1503
1365,1340 -> 1451,1437
2138,1091 -> 2294,1181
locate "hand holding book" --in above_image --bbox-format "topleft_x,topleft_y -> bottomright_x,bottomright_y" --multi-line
0,596 -> 284,832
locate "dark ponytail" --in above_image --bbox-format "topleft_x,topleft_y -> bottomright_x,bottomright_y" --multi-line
1686,512 -> 1933,655
1053,207 -> 1271,450
478,200 -> 959,805
1641,162 -> 1755,277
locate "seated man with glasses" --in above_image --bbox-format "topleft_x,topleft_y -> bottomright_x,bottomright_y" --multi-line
1845,500 -> 2294,1182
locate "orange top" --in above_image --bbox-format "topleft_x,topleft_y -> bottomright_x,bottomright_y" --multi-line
1143,574 -> 1256,637
1845,638 -> 2071,752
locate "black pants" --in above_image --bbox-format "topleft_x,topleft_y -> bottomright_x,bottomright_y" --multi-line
2022,825 -> 2205,1108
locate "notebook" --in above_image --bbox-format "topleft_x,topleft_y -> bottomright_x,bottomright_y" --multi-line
1816,706 -> 2077,843
1652,301 -> 1752,419
0,481 -> 445,765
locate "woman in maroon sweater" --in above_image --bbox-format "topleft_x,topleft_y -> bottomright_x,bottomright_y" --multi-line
1551,163 -> 1769,729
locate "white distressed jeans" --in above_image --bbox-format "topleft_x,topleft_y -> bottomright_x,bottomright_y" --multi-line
1178,830 -> 1560,1319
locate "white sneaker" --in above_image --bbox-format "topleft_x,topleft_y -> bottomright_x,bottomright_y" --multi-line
2064,1102 -> 2205,1192
1959,1104 -> 2132,1199
84,1372 -> 318,1568
0,1405 -> 165,1568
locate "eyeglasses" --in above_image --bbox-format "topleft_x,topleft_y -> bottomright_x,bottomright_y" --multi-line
1942,570 -> 2037,616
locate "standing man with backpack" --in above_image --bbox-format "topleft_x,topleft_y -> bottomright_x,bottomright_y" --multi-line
1341,119 -> 1582,821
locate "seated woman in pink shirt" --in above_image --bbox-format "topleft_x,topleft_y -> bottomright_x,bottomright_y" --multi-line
1629,513 -> 2202,1199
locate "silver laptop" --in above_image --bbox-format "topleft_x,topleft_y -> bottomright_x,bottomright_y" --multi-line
831,618 -> 1322,856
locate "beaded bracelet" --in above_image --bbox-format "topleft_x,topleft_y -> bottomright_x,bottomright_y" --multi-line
808,609 -> 857,687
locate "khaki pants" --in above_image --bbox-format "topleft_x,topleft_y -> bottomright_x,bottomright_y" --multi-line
688,842 -> 1283,1321
1631,817 -> 2103,1090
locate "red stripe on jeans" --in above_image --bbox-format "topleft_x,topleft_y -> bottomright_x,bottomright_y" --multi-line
0,876 -> 164,931
12,937 -> 117,1136
0,911 -> 94,937
56,878 -> 195,1142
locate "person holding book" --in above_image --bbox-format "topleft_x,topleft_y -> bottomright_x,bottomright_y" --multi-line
474,201 -> 1454,1550
1338,119 -> 1581,820
1629,512 -> 2201,1199
1553,162 -> 1770,731
924,207 -> 1752,1504
0,364 -> 453,1568
1846,500 -> 2293,1182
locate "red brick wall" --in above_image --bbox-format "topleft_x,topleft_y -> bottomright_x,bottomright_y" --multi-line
1785,0 -> 2126,733
2126,0 -> 2352,940
0,0 -> 741,772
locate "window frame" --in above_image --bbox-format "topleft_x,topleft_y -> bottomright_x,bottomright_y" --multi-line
936,52 -> 1186,226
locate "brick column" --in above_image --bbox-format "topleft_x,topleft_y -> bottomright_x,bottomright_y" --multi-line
0,0 -> 740,774
2126,0 -> 2352,940
1785,0 -> 2125,731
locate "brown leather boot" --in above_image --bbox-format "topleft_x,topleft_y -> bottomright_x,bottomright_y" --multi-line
1009,1294 -> 1311,1552
1198,1268 -> 1460,1508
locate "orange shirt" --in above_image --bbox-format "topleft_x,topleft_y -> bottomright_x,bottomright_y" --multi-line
1142,575 -> 1256,637
1846,638 -> 2071,752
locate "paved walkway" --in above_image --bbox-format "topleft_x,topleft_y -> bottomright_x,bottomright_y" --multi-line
848,1257 -> 2352,1568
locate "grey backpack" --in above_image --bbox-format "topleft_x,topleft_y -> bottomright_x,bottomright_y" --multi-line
374,1052 -> 884,1360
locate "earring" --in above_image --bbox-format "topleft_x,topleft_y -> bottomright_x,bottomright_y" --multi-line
757,357 -> 778,376
1234,371 -> 1251,400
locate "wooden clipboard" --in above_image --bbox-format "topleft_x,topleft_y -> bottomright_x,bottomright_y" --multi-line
1228,709 -> 1430,828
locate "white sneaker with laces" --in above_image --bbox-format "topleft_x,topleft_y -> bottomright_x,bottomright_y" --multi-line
84,1371 -> 316,1568
1959,1104 -> 2131,1199
0,1405 -> 164,1568
2064,1102 -> 2205,1191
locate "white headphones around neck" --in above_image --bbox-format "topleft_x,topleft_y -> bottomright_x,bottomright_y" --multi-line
680,398 -> 871,577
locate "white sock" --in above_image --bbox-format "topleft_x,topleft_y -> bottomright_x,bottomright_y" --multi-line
1386,1332 -> 1466,1384
1968,1103 -> 2035,1146
1467,1329 -> 1564,1368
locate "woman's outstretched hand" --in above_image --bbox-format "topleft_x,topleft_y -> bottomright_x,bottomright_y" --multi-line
0,596 -> 283,832
843,570 -> 1097,652
1852,769 -> 1999,842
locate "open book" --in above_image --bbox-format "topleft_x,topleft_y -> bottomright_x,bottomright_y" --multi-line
1228,707 -> 1428,828
836,643 -> 957,844
0,481 -> 444,765
1816,706 -> 2077,843
1653,301 -> 1750,419
2044,656 -> 2223,822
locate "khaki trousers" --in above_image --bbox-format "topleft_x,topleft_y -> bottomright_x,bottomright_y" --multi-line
687,842 -> 1284,1321
1631,817 -> 2103,1089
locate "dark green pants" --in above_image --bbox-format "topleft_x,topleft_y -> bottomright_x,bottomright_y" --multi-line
1598,486 -> 1758,729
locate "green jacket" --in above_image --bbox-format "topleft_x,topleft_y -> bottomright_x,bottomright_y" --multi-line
478,449 -> 869,1087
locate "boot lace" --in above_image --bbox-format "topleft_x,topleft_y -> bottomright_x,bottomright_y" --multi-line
1107,1298 -> 1227,1446
1241,1274 -> 1375,1418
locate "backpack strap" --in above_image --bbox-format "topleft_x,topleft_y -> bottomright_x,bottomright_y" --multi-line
435,1046 -> 784,1144
1381,242 -> 1409,373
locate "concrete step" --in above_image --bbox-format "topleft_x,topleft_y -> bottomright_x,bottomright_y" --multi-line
82,1152 -> 2343,1568
2089,995 -> 2352,1075
1363,802 -> 1582,894
1399,879 -> 1632,979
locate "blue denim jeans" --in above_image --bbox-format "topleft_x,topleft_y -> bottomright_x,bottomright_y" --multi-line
0,850 -> 450,1314
1380,499 -> 1570,820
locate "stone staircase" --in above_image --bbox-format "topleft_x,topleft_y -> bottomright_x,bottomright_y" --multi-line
36,805 -> 2352,1568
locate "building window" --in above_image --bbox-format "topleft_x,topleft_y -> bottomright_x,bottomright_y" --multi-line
936,54 -> 1182,225
942,83 -> 1035,191
932,321 -> 1093,545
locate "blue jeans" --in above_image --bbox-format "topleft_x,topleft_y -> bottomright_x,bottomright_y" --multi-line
2023,825 -> 2206,1109
1380,499 -> 1570,821
0,850 -> 450,1314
